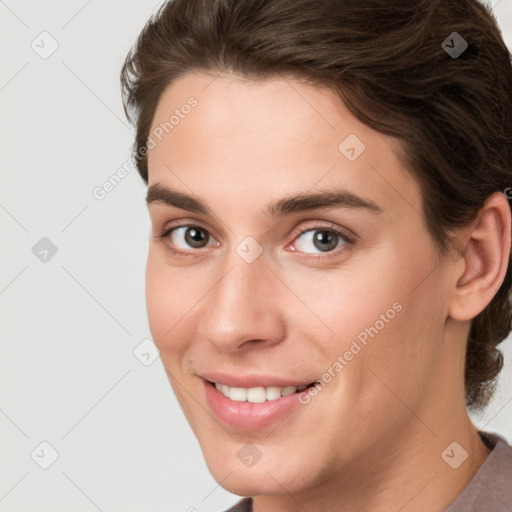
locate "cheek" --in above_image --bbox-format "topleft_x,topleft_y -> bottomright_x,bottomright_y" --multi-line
294,248 -> 439,379
145,254 -> 169,341
283,260 -> 399,354
145,252 -> 191,349
330,253 -> 446,411
145,251 -> 220,359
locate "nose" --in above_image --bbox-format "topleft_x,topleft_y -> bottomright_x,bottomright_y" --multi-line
197,252 -> 287,352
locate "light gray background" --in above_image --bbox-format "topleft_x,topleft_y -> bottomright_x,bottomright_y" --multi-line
1,1 -> 511,511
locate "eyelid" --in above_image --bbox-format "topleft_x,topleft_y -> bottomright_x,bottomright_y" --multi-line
290,220 -> 356,242
158,219 -> 219,241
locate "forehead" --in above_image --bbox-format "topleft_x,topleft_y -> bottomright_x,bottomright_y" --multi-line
149,71 -> 375,158
147,71 -> 420,219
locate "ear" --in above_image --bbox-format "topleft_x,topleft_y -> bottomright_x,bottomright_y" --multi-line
449,191 -> 511,322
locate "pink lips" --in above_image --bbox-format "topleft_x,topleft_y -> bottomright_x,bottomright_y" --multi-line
199,371 -> 315,388
201,376 -> 313,430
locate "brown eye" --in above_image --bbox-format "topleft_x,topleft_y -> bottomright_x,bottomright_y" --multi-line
167,226 -> 214,250
184,227 -> 209,248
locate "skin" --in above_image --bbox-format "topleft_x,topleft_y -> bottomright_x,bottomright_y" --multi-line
145,70 -> 510,512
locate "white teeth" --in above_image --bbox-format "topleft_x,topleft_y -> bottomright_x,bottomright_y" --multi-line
246,387 -> 267,403
265,386 -> 283,401
229,387 -> 247,401
214,382 -> 304,402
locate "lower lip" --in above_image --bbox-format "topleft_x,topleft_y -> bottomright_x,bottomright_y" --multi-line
202,379 -> 307,430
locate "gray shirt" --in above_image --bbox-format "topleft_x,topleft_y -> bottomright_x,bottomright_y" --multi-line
224,430 -> 512,512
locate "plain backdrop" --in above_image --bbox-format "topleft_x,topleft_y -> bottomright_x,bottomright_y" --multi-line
1,1 -> 512,511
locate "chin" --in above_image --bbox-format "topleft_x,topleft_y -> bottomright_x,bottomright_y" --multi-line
203,449 -> 314,498
208,468 -> 289,497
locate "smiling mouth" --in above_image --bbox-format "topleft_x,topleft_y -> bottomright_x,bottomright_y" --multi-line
205,379 -> 319,403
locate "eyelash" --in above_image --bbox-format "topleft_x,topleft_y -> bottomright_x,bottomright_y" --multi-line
156,221 -> 355,260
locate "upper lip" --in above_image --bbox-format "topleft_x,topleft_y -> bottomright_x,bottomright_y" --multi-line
199,372 -> 318,388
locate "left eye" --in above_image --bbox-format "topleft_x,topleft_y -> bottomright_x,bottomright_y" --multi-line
293,228 -> 348,254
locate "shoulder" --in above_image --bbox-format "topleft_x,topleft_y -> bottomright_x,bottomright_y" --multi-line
445,430 -> 512,512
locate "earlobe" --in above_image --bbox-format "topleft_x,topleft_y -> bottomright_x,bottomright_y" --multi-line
449,191 -> 511,322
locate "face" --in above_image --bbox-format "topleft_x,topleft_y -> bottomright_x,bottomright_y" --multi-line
145,71 -> 453,497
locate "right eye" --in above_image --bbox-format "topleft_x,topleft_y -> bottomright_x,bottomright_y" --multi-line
161,225 -> 219,251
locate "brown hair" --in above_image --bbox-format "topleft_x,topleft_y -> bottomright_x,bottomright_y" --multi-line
120,0 -> 512,412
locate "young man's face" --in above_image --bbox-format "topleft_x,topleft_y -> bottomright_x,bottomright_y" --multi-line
145,72 -> 459,498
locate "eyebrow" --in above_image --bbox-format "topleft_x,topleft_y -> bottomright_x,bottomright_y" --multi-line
146,183 -> 384,218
